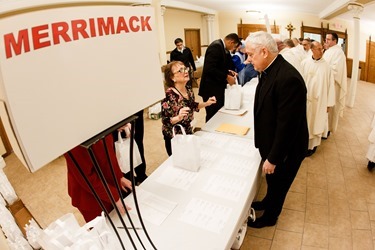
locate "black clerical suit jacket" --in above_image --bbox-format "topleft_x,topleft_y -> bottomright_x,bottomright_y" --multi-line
253,55 -> 308,165
170,47 -> 196,71
198,39 -> 234,107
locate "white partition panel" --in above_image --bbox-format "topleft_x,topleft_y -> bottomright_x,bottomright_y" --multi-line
0,2 -> 164,172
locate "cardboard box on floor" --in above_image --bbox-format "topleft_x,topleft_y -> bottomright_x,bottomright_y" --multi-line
7,199 -> 36,236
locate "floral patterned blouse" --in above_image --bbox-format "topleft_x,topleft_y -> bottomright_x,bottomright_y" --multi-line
161,86 -> 199,139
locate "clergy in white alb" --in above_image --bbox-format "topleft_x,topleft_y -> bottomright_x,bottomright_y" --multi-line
323,33 -> 347,134
275,38 -> 303,76
301,41 -> 335,150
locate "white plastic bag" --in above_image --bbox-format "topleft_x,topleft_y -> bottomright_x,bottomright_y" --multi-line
37,212 -> 121,250
224,80 -> 242,110
171,124 -> 201,172
37,213 -> 81,250
70,212 -> 121,250
115,131 -> 142,174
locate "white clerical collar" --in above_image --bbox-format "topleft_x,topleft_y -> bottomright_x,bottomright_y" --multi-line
221,39 -> 226,50
263,55 -> 278,72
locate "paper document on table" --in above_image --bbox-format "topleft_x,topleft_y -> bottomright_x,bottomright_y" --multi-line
196,130 -> 229,148
155,163 -> 199,190
200,147 -> 221,169
202,174 -> 246,201
126,188 -> 177,226
214,154 -> 253,177
225,138 -> 254,155
216,123 -> 250,136
179,198 -> 232,233
219,106 -> 248,116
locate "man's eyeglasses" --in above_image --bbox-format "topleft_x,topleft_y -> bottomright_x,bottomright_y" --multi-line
174,67 -> 190,74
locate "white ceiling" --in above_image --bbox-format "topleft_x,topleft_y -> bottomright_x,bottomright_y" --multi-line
174,0 -> 375,24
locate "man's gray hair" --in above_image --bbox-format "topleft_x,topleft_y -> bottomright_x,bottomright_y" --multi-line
245,31 -> 278,53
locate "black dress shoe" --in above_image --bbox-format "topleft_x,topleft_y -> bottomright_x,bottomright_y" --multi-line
251,201 -> 265,211
247,216 -> 277,228
322,131 -> 330,140
306,150 -> 314,157
368,161 -> 375,171
135,174 -> 148,185
306,146 -> 317,157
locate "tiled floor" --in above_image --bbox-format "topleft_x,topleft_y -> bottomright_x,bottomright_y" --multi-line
3,79 -> 375,249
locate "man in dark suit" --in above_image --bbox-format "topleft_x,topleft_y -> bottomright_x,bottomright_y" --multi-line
198,33 -> 241,122
170,38 -> 196,88
246,31 -> 308,228
170,38 -> 196,72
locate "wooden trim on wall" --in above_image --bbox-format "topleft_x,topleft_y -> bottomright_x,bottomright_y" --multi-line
237,23 -> 279,39
366,37 -> 372,82
346,58 -> 366,80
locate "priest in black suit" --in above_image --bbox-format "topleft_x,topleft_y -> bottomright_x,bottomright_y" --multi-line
198,33 -> 241,122
246,31 -> 308,228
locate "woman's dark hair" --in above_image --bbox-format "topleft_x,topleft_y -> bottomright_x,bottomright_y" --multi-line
164,61 -> 183,87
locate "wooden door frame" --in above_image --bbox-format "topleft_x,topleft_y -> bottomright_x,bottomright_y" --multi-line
184,28 -> 201,58
365,37 -> 375,83
0,117 -> 12,157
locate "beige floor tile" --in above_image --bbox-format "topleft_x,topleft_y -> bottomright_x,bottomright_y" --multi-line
352,229 -> 374,250
368,203 -> 375,221
301,246 -> 327,250
325,166 -> 345,185
350,210 -> 371,230
328,198 -> 350,217
343,167 -> 361,181
307,187 -> 329,205
371,221 -> 375,240
241,235 -> 272,250
295,163 -> 308,181
302,223 -> 329,248
327,181 -> 347,200
328,216 -> 352,238
277,209 -> 305,233
328,237 -> 352,250
346,179 -> 373,201
348,198 -> 369,211
305,203 -> 328,225
289,177 -> 307,194
270,229 -> 302,250
307,158 -> 326,175
307,173 -> 328,190
247,224 -> 276,240
283,191 -> 306,212
323,149 -> 341,163
366,187 -> 375,204
339,155 -> 357,169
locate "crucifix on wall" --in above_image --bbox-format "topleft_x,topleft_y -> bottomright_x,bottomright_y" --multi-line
285,23 -> 295,39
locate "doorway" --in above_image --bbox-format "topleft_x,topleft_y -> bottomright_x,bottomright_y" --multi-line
184,29 -> 201,60
366,39 -> 375,83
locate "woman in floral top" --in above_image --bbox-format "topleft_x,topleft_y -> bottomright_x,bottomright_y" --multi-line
162,61 -> 216,156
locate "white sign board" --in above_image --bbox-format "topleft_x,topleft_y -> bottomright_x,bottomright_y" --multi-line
0,3 -> 164,172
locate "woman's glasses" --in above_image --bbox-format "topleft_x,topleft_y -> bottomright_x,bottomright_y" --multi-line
174,67 -> 190,74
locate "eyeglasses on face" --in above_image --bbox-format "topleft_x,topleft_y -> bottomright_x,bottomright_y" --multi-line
174,67 -> 190,74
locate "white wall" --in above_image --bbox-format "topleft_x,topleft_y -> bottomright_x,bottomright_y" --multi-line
163,8 -> 221,57
164,8 -> 205,53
